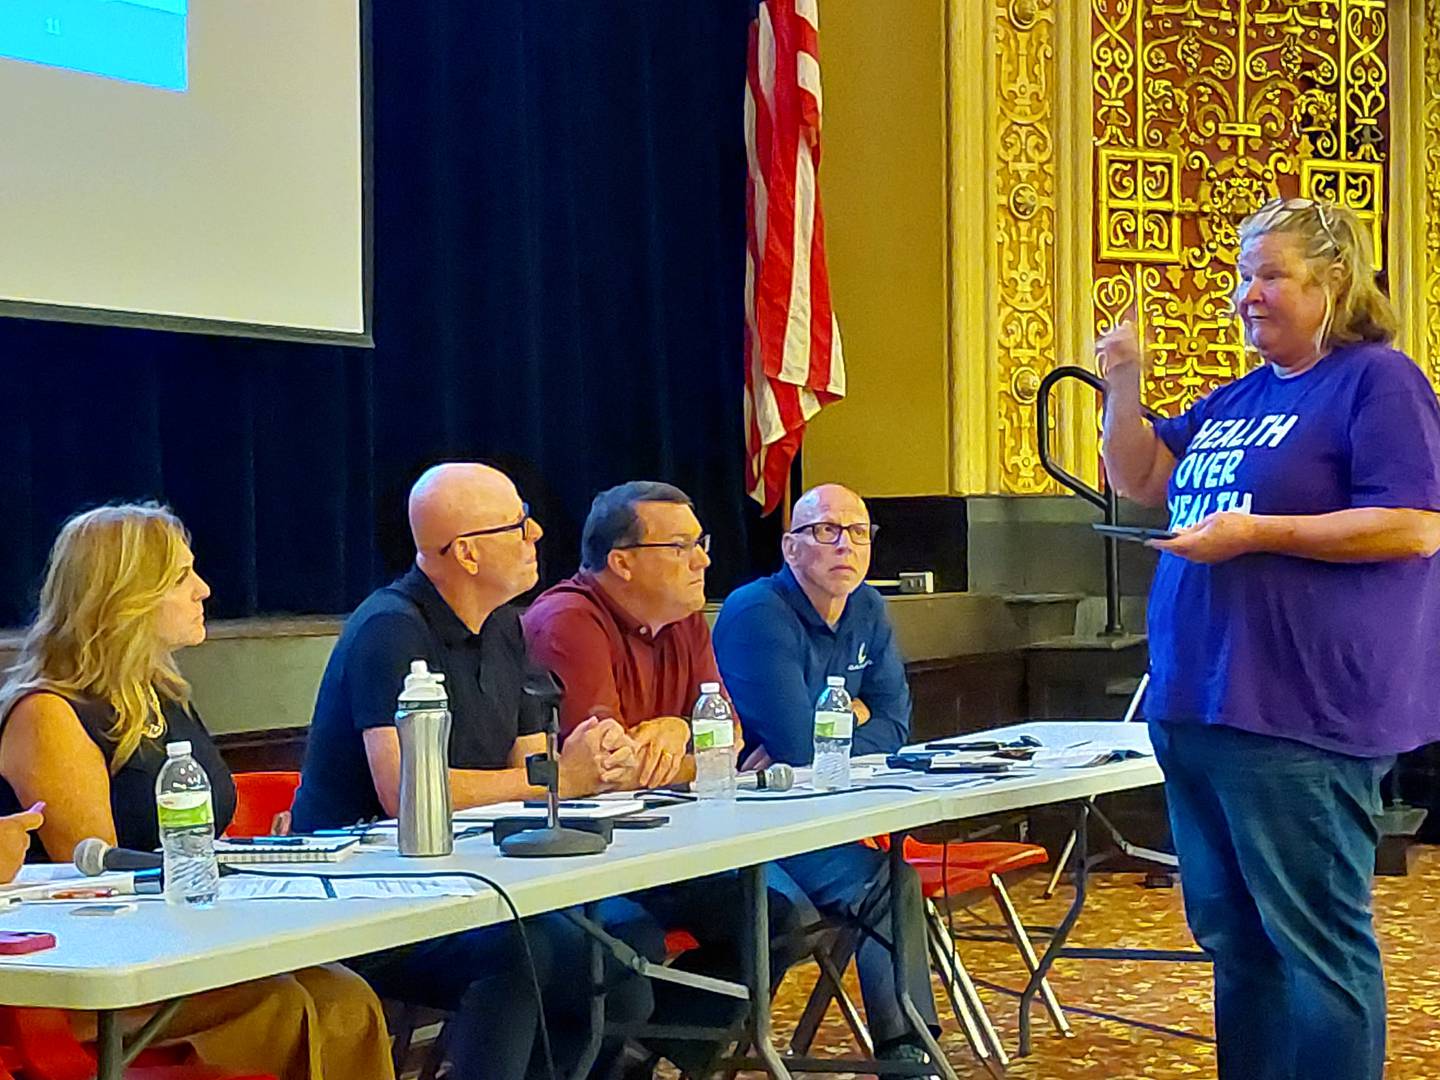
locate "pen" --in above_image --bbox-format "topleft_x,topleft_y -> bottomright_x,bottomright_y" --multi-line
222,837 -> 309,846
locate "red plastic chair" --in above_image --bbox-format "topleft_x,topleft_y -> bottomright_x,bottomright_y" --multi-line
663,929 -> 700,957
225,772 -> 301,838
876,836 -> 1050,897
0,1007 -> 275,1080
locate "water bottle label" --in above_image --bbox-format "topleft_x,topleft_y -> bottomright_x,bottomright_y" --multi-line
157,791 -> 214,830
814,710 -> 853,739
692,718 -> 734,751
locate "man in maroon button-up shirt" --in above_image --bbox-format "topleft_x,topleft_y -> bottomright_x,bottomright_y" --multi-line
524,482 -> 783,1075
523,481 -> 739,790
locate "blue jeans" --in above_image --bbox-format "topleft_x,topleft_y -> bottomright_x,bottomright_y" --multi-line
1151,721 -> 1392,1080
773,844 -> 939,1046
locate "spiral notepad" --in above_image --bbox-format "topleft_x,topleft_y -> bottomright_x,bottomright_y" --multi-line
214,836 -> 360,864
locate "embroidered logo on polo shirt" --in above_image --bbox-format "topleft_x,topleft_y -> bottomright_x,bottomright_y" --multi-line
848,642 -> 870,671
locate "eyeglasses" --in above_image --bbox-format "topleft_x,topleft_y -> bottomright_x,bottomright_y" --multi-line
789,522 -> 878,546
438,503 -> 532,555
1256,196 -> 1342,253
614,533 -> 711,557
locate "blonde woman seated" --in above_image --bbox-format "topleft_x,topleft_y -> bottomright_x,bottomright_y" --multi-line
0,503 -> 395,1080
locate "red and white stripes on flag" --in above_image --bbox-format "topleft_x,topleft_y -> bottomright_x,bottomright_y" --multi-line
743,0 -> 845,515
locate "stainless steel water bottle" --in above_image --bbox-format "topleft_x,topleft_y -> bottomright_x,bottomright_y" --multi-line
396,660 -> 453,857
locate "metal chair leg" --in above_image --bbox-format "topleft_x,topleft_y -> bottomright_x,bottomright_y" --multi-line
1041,829 -> 1076,900
926,900 -> 1008,1076
387,1002 -> 416,1075
818,935 -> 872,1057
990,874 -> 1072,1037
417,1018 -> 451,1080
790,926 -> 872,1057
926,914 -> 995,1066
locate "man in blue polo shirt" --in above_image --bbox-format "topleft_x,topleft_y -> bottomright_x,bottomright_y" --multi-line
714,483 -> 939,1067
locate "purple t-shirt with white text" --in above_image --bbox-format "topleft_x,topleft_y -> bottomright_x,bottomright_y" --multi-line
1147,342 -> 1440,757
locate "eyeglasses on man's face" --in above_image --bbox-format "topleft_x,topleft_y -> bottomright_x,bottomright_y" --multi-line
439,503 -> 532,556
789,521 -> 878,546
614,533 -> 712,558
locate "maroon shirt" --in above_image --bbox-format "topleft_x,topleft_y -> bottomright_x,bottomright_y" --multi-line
522,572 -> 737,740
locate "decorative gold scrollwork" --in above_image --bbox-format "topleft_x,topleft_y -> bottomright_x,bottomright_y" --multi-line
1009,0 -> 1039,31
976,0 -> 1425,494
1427,0 -> 1440,386
1099,149 -> 1180,262
1009,183 -> 1041,220
1089,0 -> 1395,422
1301,159 -> 1384,269
994,0 -> 1057,492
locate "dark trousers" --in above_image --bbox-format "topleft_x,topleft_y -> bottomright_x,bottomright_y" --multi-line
1151,720 -> 1392,1080
350,900 -> 658,1080
773,844 -> 939,1046
626,872 -> 805,1073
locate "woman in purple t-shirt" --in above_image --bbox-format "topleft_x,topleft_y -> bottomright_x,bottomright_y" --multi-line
1100,199 -> 1440,1080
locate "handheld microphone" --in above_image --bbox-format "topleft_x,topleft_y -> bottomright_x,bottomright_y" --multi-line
74,838 -> 228,891
737,762 -> 795,792
74,838 -> 162,876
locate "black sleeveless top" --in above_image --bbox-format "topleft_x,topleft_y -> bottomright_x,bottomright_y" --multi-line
0,693 -> 238,861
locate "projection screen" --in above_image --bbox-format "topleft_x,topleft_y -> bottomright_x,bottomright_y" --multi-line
0,0 -> 370,344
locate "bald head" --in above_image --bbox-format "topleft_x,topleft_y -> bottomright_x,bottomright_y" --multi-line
791,484 -> 868,531
783,483 -> 872,617
409,463 -> 543,621
409,463 -> 520,554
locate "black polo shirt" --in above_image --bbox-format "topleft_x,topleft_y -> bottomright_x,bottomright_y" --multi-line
291,565 -> 547,830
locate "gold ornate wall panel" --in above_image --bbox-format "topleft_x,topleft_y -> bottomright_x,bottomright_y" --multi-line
951,0 -> 1429,494
1090,0 -> 1394,420
1425,0 -> 1440,384
993,0 -> 1060,493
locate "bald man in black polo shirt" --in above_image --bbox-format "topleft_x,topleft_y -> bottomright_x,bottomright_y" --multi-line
294,463 -> 635,826
293,463 -> 655,1080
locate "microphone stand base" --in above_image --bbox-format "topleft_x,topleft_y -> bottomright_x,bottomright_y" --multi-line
499,825 -> 609,858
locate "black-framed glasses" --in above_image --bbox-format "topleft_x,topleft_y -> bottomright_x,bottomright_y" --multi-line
789,522 -> 878,546
614,533 -> 711,557
438,503 -> 531,555
1256,196 -> 1342,252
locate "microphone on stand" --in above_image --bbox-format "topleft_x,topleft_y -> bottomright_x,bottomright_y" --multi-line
736,762 -> 796,792
499,668 -> 609,858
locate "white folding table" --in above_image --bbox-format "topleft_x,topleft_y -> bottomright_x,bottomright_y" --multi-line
0,721 -> 1165,1080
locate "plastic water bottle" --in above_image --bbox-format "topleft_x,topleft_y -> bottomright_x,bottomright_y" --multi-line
812,676 -> 854,791
156,741 -> 220,907
691,682 -> 737,801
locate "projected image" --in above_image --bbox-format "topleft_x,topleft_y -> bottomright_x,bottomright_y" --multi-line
0,0 -> 188,91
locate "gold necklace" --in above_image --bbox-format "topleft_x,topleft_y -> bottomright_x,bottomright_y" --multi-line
141,694 -> 166,743
142,709 -> 167,740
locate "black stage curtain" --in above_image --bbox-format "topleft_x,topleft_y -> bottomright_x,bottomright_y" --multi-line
0,2 -> 783,626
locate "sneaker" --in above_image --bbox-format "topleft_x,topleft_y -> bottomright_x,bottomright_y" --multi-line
875,1037 -> 941,1078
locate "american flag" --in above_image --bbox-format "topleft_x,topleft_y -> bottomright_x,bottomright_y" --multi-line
743,0 -> 845,515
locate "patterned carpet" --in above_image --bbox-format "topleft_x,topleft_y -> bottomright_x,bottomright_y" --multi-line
690,845 -> 1440,1079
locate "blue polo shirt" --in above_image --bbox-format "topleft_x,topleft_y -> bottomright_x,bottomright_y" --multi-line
713,566 -> 911,765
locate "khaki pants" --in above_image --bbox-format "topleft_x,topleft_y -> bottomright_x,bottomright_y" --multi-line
72,964 -> 395,1080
